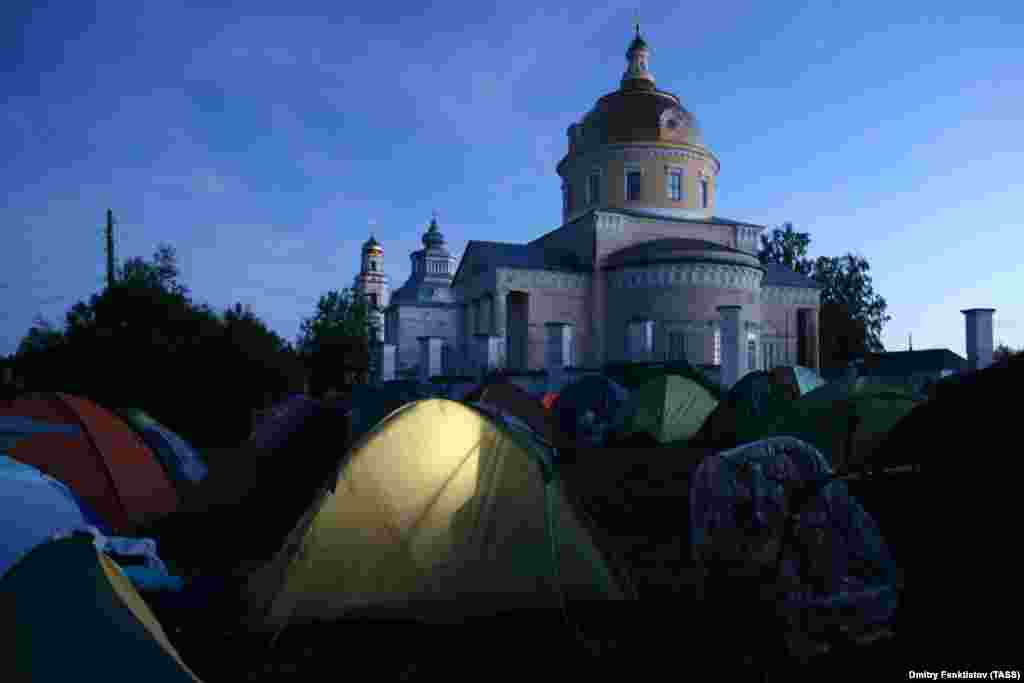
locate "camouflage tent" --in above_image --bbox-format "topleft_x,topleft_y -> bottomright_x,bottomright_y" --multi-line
690,437 -> 900,659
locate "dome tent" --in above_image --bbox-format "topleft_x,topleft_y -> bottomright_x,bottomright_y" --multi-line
0,455 -> 107,578
694,370 -> 790,449
115,408 -> 208,488
618,375 -> 718,445
243,399 -> 628,638
0,394 -> 178,534
690,437 -> 900,662
769,365 -> 825,400
0,535 -> 203,683
554,375 -> 632,448
347,381 -> 445,444
463,379 -> 569,447
759,379 -> 923,471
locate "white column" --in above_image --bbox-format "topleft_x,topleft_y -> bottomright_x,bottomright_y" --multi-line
717,305 -> 743,390
627,318 -> 654,362
378,343 -> 396,382
962,308 -> 996,371
474,333 -> 501,377
545,322 -> 575,391
418,336 -> 444,381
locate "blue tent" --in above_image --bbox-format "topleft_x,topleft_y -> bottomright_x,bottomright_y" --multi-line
116,410 -> 208,487
1,454 -> 108,578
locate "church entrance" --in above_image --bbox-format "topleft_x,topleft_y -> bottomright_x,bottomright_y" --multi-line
507,291 -> 530,371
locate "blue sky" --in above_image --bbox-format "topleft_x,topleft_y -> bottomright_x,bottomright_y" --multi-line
3,0 -> 1022,358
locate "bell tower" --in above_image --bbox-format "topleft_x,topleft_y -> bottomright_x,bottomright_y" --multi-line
353,234 -> 389,341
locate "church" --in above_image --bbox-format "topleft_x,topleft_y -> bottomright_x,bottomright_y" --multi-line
353,28 -> 822,388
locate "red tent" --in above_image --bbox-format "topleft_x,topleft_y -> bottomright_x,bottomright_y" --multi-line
0,393 -> 179,534
541,392 -> 560,411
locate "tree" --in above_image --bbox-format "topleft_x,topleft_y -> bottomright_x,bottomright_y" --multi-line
296,289 -> 376,393
993,343 -> 1024,365
812,253 -> 891,359
17,316 -> 66,356
759,222 -> 891,370
758,222 -> 814,276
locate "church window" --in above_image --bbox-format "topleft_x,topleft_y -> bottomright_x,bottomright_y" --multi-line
667,169 -> 683,201
700,178 -> 709,208
626,171 -> 642,201
748,337 -> 757,371
370,261 -> 376,272
368,293 -> 378,307
713,329 -> 721,365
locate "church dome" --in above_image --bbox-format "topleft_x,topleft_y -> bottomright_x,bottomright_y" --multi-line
422,217 -> 446,249
363,234 -> 382,253
581,91 -> 703,147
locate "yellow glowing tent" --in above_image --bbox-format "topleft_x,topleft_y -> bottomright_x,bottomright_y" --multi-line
1,534 -> 203,683
243,399 -> 629,635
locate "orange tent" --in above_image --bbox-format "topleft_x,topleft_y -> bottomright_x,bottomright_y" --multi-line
464,381 -> 569,447
0,393 -> 178,534
541,392 -> 560,411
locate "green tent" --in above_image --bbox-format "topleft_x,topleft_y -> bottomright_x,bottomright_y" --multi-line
1,534 -> 203,682
758,378 -> 923,471
694,371 -> 792,449
244,399 -> 630,637
620,375 -> 719,444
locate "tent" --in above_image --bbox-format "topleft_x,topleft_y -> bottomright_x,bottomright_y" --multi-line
553,375 -> 632,448
116,409 -> 209,488
248,394 -> 325,452
602,359 -> 696,390
690,436 -> 900,658
0,534 -> 203,682
0,394 -> 178,534
864,358 -> 1021,666
770,365 -> 825,400
619,375 -> 719,444
542,391 -> 560,411
463,379 -> 569,447
0,455 -> 107,577
761,379 -> 923,471
243,398 -> 628,635
348,382 -> 445,444
694,371 -> 791,449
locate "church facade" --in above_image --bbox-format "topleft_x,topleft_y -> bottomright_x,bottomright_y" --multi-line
353,29 -> 821,386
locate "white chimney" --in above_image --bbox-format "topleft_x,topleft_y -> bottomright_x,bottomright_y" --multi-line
961,308 -> 995,372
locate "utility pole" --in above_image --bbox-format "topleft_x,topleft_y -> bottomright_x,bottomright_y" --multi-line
105,209 -> 116,289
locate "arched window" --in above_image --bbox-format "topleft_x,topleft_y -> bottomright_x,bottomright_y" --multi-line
700,178 -> 709,208
369,261 -> 376,272
713,328 -> 721,365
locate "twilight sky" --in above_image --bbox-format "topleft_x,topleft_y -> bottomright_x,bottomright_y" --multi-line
3,0 -> 1022,358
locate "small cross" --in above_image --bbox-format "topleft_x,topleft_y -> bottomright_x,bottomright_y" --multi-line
634,10 -> 640,35
432,209 -> 440,222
